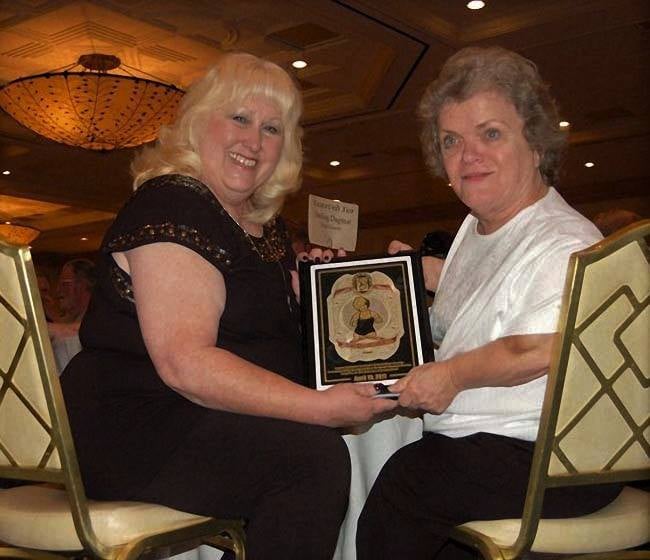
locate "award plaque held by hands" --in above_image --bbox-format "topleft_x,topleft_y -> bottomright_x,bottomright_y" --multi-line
299,252 -> 434,390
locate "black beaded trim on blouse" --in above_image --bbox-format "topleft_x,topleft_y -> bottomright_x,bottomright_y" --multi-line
111,264 -> 135,303
106,222 -> 232,268
146,175 -> 288,263
106,222 -> 232,303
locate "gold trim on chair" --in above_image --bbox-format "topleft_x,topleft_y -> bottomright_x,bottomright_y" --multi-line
451,220 -> 650,560
0,240 -> 246,560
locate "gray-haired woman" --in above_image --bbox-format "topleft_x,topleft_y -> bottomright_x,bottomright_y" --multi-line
357,46 -> 620,560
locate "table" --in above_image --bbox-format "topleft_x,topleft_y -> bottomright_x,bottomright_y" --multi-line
334,415 -> 423,560
168,415 -> 423,560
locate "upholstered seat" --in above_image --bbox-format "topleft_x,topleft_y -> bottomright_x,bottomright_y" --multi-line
0,485 -> 215,550
460,486 -> 649,554
0,240 -> 246,560
450,220 -> 650,560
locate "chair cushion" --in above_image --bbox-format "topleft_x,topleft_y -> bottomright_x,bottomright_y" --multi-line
0,484 -> 211,551
459,486 -> 649,553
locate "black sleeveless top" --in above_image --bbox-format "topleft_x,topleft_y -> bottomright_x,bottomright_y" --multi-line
61,174 -> 303,498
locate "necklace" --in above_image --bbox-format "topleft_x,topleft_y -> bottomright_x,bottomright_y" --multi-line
221,207 -> 286,263
221,206 -> 297,315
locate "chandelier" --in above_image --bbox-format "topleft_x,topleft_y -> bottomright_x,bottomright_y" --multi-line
0,222 -> 40,246
0,54 -> 184,150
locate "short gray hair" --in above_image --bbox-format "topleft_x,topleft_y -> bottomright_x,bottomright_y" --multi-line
418,46 -> 566,186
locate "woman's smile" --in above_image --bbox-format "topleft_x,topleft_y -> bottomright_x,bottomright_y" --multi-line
228,151 -> 258,168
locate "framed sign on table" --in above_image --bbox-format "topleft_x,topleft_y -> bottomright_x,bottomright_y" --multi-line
299,252 -> 434,390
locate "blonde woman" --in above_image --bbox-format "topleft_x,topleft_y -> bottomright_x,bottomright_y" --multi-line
61,52 -> 396,560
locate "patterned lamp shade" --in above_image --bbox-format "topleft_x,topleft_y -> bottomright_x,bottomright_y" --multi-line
0,223 -> 40,246
0,54 -> 184,151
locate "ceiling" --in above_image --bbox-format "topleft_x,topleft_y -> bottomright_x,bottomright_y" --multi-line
0,0 -> 648,255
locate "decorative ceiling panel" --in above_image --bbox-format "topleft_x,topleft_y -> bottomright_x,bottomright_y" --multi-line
0,0 -> 647,254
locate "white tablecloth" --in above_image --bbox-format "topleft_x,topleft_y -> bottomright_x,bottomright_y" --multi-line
334,415 -> 423,560
168,415 -> 423,560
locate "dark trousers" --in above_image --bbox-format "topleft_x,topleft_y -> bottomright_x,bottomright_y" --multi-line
132,411 -> 351,560
356,431 -> 622,560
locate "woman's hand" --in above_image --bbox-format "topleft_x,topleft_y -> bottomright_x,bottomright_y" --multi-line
387,240 -> 413,254
296,246 -> 346,264
390,334 -> 555,414
318,381 -> 399,427
391,361 -> 461,414
388,239 -> 444,293
291,247 -> 347,302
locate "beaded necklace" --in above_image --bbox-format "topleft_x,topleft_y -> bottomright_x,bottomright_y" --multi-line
222,207 -> 286,262
222,207 -> 297,315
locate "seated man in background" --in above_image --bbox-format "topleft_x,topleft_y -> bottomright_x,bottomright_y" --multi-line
47,258 -> 96,371
35,271 -> 64,323
56,258 -> 97,324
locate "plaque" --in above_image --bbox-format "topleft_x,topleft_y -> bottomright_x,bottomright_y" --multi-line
299,252 -> 434,390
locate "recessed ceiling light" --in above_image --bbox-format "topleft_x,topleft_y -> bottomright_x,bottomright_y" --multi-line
4,221 -> 11,225
584,162 -> 595,168
1,170 -> 10,175
80,237 -> 88,241
329,160 -> 341,167
467,0 -> 485,9
559,121 -> 570,128
292,60 -> 307,69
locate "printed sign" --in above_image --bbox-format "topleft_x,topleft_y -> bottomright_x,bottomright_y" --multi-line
308,194 -> 358,251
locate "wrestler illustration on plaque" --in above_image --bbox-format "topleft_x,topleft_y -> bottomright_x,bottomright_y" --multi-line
327,271 -> 404,362
299,253 -> 434,390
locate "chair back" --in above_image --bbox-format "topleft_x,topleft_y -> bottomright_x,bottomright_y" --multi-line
516,220 -> 650,552
0,241 -> 112,557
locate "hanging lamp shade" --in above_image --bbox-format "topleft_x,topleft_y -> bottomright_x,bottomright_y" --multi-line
0,223 -> 40,246
0,54 -> 184,150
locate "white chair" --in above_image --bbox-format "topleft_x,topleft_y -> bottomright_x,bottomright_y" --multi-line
450,220 -> 650,559
0,240 -> 246,559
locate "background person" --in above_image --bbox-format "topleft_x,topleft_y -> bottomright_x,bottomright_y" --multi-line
419,229 -> 454,302
592,208 -> 643,237
289,225 -> 312,255
56,258 -> 96,323
60,52 -> 396,560
35,271 -> 63,323
48,258 -> 96,354
356,46 -> 620,560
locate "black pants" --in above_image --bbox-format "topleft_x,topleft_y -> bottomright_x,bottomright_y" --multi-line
356,431 -> 622,560
132,411 -> 351,560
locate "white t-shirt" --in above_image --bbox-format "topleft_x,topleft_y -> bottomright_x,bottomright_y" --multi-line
424,187 -> 602,441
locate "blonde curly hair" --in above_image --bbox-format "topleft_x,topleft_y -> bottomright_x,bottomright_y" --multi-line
131,52 -> 303,224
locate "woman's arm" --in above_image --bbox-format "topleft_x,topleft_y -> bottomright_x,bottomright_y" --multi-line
117,243 -> 396,427
391,333 -> 555,413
